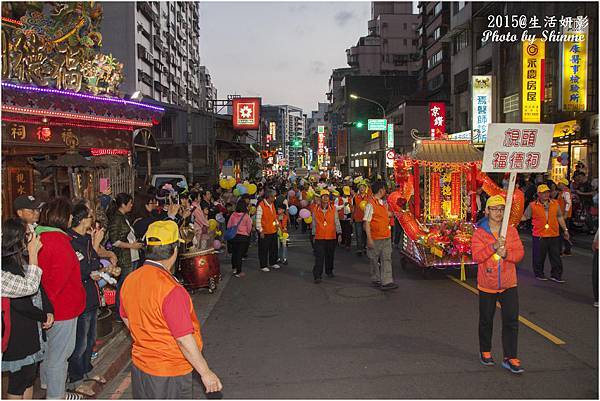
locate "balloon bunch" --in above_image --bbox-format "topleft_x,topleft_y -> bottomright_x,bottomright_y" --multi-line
219,176 -> 237,190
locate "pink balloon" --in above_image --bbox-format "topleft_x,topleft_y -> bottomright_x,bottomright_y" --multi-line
213,240 -> 222,250
300,200 -> 308,208
299,208 -> 311,219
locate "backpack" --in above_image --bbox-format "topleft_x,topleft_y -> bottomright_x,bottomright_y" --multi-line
224,214 -> 246,241
2,297 -> 11,352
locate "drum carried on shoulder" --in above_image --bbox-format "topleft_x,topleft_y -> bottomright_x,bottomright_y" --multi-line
179,248 -> 221,294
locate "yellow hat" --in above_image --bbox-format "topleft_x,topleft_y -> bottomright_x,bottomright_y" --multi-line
537,184 -> 550,193
331,190 -> 340,197
559,178 -> 569,186
343,186 -> 351,196
145,220 -> 185,246
320,190 -> 330,196
486,195 -> 506,209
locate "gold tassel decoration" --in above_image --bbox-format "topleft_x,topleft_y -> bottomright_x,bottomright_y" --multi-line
460,255 -> 466,282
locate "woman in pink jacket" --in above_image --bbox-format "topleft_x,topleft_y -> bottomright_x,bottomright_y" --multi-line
471,195 -> 525,375
227,200 -> 253,278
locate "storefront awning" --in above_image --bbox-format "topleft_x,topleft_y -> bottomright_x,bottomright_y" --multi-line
411,140 -> 483,163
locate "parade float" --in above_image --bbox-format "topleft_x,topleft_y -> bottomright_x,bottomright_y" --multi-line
389,139 -> 525,280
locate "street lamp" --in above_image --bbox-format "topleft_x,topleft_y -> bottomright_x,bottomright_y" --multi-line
349,93 -> 387,176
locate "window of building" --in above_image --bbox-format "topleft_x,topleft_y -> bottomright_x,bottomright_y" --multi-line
503,93 -> 519,113
427,50 -> 443,70
412,39 -> 418,46
403,23 -> 407,30
434,2 -> 443,16
477,32 -> 490,49
454,30 -> 469,54
403,38 -> 408,46
433,27 -> 441,41
453,1 -> 467,14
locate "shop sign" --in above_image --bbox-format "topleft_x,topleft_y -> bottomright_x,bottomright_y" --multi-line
318,131 -> 325,155
472,75 -> 492,144
387,123 -> 394,148
318,125 -> 325,134
232,98 -> 261,130
371,132 -> 380,140
553,120 -> 579,138
448,130 -> 472,141
8,167 -> 33,199
268,121 -> 276,142
368,119 -> 387,131
561,26 -> 588,112
429,102 -> 446,139
522,39 -> 545,123
482,123 -> 555,173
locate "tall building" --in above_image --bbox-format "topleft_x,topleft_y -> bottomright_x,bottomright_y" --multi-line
100,1 -> 217,183
346,2 -> 420,76
261,105 -> 305,169
307,103 -> 330,169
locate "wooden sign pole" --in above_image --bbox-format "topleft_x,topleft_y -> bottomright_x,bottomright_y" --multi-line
500,172 -> 517,238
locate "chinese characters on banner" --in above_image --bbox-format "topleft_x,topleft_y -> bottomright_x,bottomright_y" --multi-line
429,102 -> 446,139
232,98 -> 261,130
522,39 -> 545,123
472,76 -> 492,144
482,123 -> 555,173
318,132 -> 325,155
561,26 -> 588,112
8,167 -> 34,207
387,123 -> 394,148
267,121 -> 276,143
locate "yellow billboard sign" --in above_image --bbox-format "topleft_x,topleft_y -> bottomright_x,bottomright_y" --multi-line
522,39 -> 545,123
553,120 -> 578,138
562,27 -> 588,112
371,131 -> 380,139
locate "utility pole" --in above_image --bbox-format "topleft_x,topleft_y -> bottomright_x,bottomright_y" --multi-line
187,105 -> 193,184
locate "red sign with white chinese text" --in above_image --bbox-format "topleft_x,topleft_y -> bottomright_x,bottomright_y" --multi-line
482,123 -> 555,173
318,132 -> 325,155
232,98 -> 261,130
429,102 -> 446,140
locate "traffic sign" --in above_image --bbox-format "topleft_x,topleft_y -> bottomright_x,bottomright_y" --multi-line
386,150 -> 395,160
368,119 -> 387,131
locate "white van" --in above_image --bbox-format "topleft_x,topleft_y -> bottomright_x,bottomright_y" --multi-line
151,174 -> 188,191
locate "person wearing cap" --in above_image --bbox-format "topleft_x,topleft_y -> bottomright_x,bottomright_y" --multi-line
471,195 -> 525,374
352,183 -> 369,256
256,189 -> 280,272
120,220 -> 222,398
311,190 -> 342,283
557,178 -> 573,256
522,184 -> 570,282
14,195 -> 42,234
363,181 -> 397,291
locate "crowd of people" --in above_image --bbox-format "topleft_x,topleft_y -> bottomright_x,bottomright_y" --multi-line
1,164 -> 597,398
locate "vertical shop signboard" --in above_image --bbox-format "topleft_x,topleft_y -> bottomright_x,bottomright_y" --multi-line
387,123 -> 394,148
522,39 -> 545,123
429,102 -> 446,139
7,167 -> 34,216
561,26 -> 588,112
472,75 -> 492,144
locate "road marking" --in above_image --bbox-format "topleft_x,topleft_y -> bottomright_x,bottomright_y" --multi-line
110,372 -> 131,399
446,275 -> 566,345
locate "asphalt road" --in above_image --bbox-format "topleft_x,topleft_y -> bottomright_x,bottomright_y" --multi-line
100,229 -> 598,399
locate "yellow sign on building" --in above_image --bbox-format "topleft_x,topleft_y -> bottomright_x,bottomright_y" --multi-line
522,38 -> 545,123
562,27 -> 588,112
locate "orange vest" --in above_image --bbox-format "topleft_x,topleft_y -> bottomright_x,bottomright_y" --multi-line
557,189 -> 572,218
353,193 -> 368,222
259,200 -> 278,234
369,198 -> 391,240
313,204 -> 337,240
121,262 -> 203,377
278,213 -> 289,233
337,198 -> 346,220
531,200 -> 560,237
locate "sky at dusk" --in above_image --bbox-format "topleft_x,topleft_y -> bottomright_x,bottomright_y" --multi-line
199,2 -> 372,114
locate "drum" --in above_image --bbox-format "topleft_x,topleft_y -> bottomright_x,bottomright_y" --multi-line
179,249 -> 221,293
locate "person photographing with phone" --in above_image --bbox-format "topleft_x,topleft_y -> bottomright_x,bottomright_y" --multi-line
472,195 -> 525,374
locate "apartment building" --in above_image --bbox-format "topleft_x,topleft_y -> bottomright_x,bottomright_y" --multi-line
346,2 -> 420,76
307,103 -> 330,169
262,105 -> 305,169
100,1 -> 218,183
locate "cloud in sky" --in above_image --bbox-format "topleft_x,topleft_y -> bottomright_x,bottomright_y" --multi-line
199,2 -> 371,112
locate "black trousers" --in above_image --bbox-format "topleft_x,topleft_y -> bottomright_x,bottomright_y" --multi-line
340,220 -> 353,247
479,287 -> 519,359
560,224 -> 571,253
313,239 -> 337,279
258,233 -> 278,268
532,236 -> 563,279
230,234 -> 250,273
593,250 -> 598,303
393,218 -> 403,246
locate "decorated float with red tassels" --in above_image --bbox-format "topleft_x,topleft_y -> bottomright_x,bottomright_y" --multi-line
388,139 -> 525,280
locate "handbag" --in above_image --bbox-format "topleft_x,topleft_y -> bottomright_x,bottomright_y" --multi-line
224,214 -> 246,241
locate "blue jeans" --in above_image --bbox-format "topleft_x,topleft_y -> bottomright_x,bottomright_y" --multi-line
354,221 -> 366,251
278,238 -> 288,261
116,261 -> 139,322
68,308 -> 98,387
40,318 -> 78,399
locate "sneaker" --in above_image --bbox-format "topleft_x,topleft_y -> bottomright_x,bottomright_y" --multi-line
562,251 -> 572,256
261,267 -> 270,272
594,302 -> 598,308
65,392 -> 83,400
535,275 -> 548,281
380,283 -> 399,291
282,259 -> 288,265
371,281 -> 382,288
314,278 -> 322,284
502,358 -> 524,374
479,352 -> 495,366
234,272 -> 246,278
271,264 -> 281,269
41,384 -> 47,390
90,351 -> 98,361
549,276 -> 565,283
